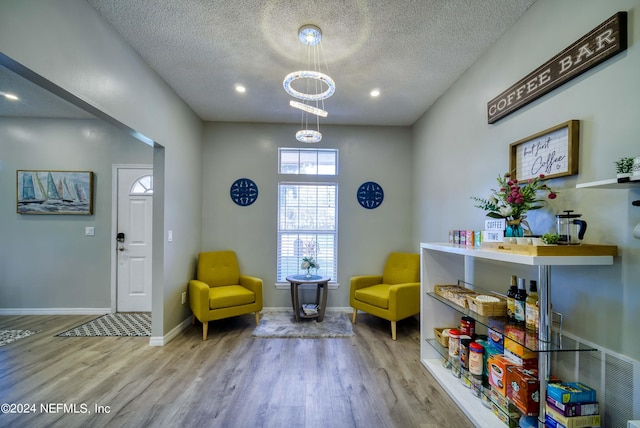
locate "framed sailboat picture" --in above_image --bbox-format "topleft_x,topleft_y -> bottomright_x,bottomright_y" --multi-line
17,170 -> 94,215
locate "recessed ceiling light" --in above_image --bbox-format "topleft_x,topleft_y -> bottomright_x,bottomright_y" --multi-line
1,92 -> 19,101
370,89 -> 380,97
235,85 -> 246,93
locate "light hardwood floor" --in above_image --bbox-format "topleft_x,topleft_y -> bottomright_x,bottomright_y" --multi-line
0,312 -> 473,428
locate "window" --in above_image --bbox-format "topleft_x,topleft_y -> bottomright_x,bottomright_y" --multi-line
277,149 -> 338,283
130,174 -> 153,195
279,148 -> 337,175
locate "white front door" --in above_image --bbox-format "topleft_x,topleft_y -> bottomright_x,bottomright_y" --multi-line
116,167 -> 153,312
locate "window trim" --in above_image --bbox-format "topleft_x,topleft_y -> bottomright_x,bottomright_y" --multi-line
275,181 -> 338,286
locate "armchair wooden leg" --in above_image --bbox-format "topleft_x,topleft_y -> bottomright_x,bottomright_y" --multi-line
192,314 -> 195,325
351,308 -> 357,324
202,321 -> 208,341
255,312 -> 260,325
391,321 -> 397,341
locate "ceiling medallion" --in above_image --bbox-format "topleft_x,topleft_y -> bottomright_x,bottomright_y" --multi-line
283,24 -> 335,144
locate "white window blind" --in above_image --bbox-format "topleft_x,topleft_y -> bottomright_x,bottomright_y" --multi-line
277,148 -> 338,282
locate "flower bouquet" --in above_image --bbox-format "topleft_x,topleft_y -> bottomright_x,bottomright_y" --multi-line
301,256 -> 319,277
471,172 -> 557,236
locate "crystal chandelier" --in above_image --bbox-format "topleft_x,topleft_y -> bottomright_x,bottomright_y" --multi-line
283,25 -> 335,143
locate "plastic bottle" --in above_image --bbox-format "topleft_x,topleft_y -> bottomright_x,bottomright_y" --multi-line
469,341 -> 484,397
459,337 -> 472,388
448,329 -> 461,378
526,280 -> 539,331
514,277 -> 527,325
506,275 -> 517,322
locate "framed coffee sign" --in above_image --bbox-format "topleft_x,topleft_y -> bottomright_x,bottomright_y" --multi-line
509,120 -> 579,182
488,12 -> 627,123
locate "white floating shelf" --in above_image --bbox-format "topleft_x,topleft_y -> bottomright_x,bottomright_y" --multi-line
576,178 -> 640,189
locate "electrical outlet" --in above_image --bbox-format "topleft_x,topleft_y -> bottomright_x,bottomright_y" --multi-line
181,292 -> 186,304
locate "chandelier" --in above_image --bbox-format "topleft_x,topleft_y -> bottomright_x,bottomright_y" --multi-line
283,25 -> 335,143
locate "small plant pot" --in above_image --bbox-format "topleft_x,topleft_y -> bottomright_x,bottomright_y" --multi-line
617,172 -> 632,183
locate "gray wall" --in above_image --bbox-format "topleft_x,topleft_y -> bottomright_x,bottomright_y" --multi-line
413,0 -> 640,360
0,0 -> 204,338
202,122 -> 414,308
0,118 -> 152,309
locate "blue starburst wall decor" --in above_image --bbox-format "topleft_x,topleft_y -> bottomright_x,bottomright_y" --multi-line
357,181 -> 384,209
230,178 -> 258,206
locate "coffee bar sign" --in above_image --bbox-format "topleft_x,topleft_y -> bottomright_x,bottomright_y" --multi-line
487,12 -> 627,124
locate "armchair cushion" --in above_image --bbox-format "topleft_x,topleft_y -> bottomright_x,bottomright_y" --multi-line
382,252 -> 420,284
197,250 -> 240,287
209,285 -> 255,309
354,284 -> 390,309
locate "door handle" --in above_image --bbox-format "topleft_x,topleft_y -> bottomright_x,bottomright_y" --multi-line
118,246 -> 126,252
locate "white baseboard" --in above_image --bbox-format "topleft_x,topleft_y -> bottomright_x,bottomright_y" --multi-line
0,308 -> 111,316
149,316 -> 192,346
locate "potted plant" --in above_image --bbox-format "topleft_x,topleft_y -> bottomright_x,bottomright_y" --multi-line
615,157 -> 634,182
471,172 -> 558,237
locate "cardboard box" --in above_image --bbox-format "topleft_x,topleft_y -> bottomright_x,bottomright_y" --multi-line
487,317 -> 506,353
506,367 -> 539,416
547,382 -> 597,404
546,396 -> 599,417
488,354 -> 517,397
503,349 -> 537,368
504,337 -> 537,360
545,405 -> 601,428
504,324 -> 537,360
489,388 -> 519,428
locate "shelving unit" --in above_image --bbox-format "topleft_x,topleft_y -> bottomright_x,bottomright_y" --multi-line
420,242 -> 615,428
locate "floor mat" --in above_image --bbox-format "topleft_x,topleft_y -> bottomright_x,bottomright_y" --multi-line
56,313 -> 151,337
252,311 -> 354,338
0,330 -> 39,347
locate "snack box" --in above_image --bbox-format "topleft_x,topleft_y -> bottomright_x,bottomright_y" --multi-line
546,396 -> 599,417
547,382 -> 597,404
544,405 -> 601,428
504,348 -> 537,368
489,389 -> 519,428
504,325 -> 538,359
490,403 -> 518,428
488,354 -> 518,397
483,342 -> 501,381
487,317 -> 506,352
506,367 -> 539,416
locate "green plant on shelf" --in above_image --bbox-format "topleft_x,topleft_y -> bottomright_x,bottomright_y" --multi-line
615,157 -> 634,174
541,233 -> 559,245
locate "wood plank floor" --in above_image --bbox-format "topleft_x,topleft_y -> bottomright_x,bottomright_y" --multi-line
0,312 -> 473,428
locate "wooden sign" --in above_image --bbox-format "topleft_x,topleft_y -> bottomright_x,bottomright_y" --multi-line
509,120 -> 579,181
488,12 -> 627,124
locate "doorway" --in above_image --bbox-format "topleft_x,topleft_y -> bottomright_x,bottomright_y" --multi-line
113,165 -> 153,312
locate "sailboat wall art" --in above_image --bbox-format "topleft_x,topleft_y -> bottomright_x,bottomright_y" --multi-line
17,170 -> 94,215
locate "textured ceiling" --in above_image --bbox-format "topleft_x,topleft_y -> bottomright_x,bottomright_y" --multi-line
86,0 -> 537,126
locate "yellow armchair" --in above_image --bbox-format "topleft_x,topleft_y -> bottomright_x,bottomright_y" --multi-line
189,251 -> 263,340
350,252 -> 420,340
